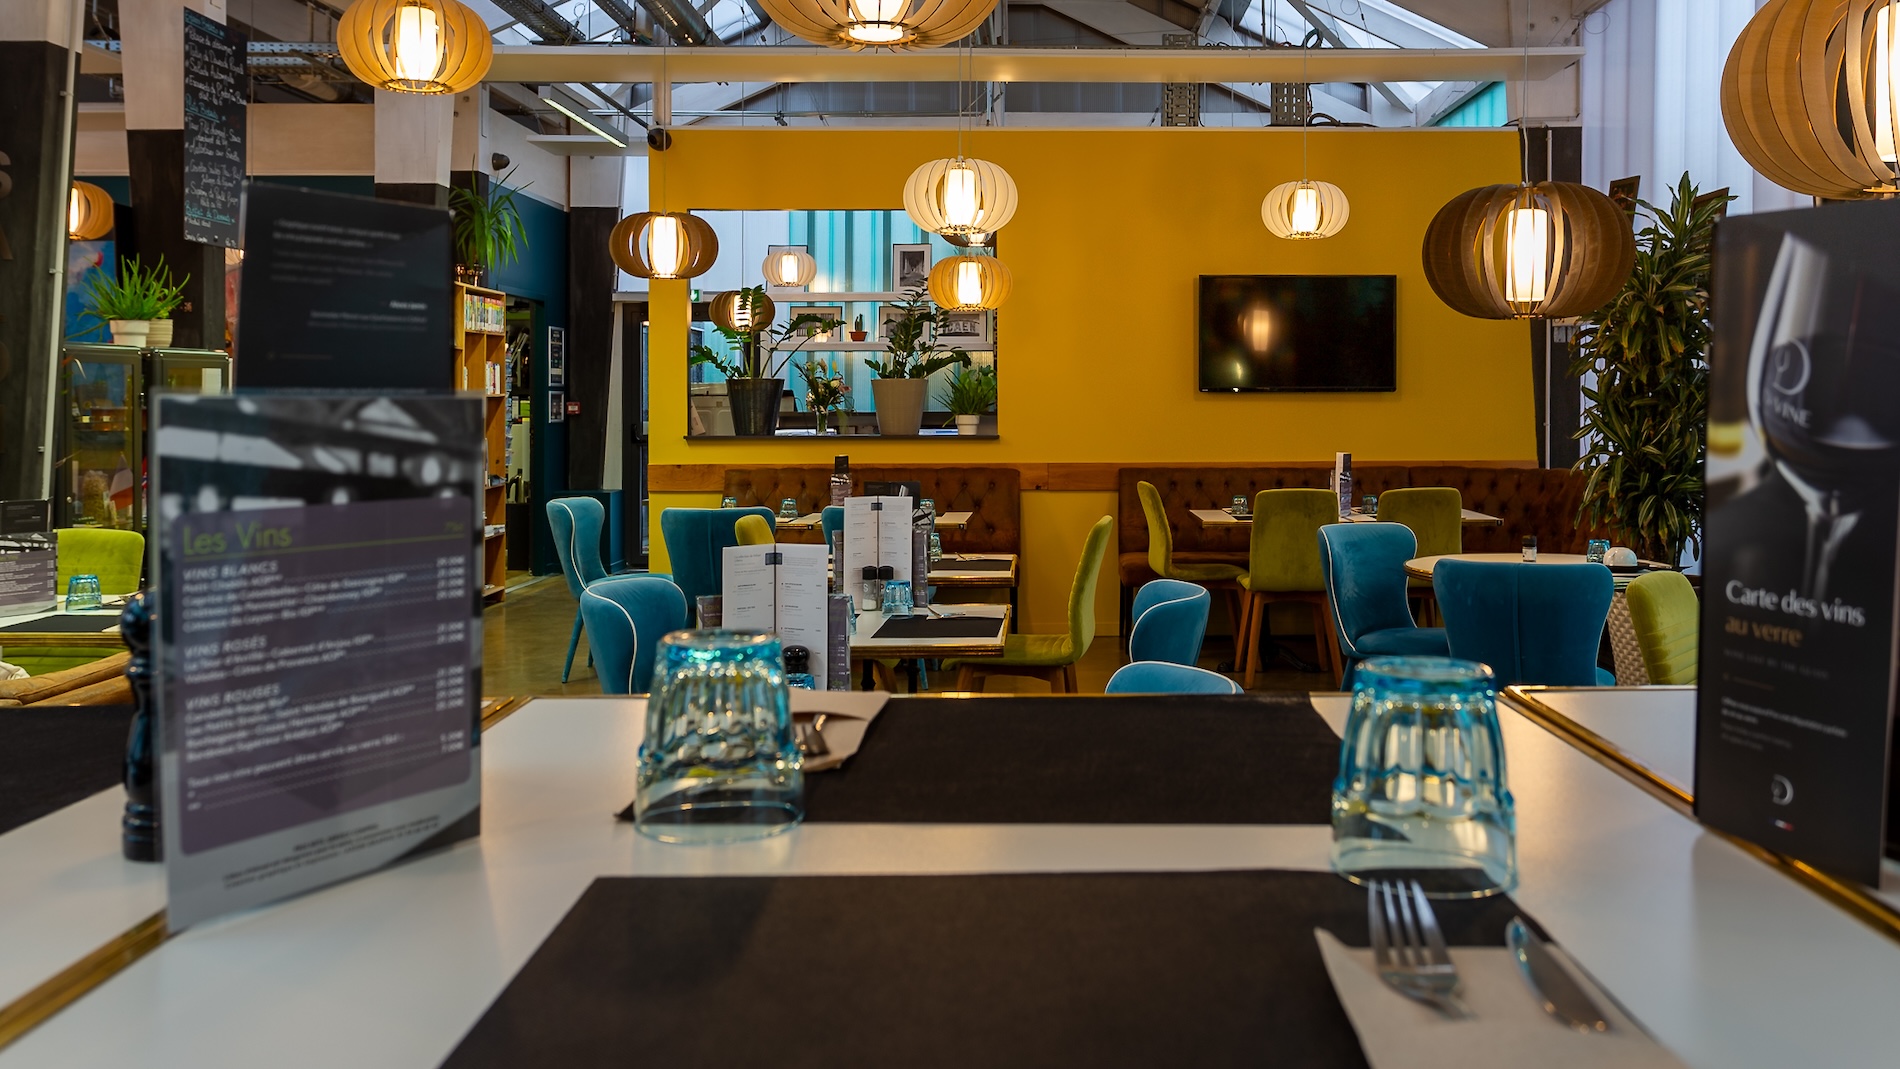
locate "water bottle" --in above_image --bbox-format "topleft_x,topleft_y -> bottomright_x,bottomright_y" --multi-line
912,500 -> 932,609
830,454 -> 851,508
929,529 -> 942,565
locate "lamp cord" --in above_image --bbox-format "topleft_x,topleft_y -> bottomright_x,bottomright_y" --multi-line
1520,0 -> 1531,187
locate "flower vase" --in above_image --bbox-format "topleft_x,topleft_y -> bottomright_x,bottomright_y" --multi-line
812,408 -> 831,435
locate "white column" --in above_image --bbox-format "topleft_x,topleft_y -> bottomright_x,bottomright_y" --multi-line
374,89 -> 456,188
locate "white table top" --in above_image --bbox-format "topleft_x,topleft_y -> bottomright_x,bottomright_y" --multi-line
2,691 -> 1898,1067
1190,507 -> 1502,527
849,602 -> 1009,658
778,511 -> 972,531
928,553 -> 1018,584
1406,553 -> 1670,592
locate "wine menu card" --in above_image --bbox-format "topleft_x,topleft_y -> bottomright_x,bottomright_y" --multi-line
842,495 -> 914,590
1699,201 -> 1900,884
723,543 -> 831,691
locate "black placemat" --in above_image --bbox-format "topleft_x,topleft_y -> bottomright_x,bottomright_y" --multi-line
0,615 -> 119,635
935,557 -> 1013,571
803,694 -> 1340,824
441,870 -> 1527,1069
871,615 -> 1002,640
0,705 -> 131,835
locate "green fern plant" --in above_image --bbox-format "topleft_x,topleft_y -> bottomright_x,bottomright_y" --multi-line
80,256 -> 187,324
935,364 -> 996,416
451,169 -> 529,270
1571,174 -> 1732,565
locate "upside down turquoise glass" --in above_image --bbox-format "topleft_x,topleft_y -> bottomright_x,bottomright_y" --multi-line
66,574 -> 103,611
635,630 -> 803,843
1331,655 -> 1516,898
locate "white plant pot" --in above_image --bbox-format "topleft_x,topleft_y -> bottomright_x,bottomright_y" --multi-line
108,319 -> 151,348
145,319 -> 175,348
955,414 -> 982,435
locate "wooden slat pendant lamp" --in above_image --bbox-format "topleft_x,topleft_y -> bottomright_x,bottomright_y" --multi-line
69,181 -> 115,240
336,0 -> 492,95
927,253 -> 1011,311
752,0 -> 998,50
610,212 -> 719,280
1721,0 -> 1900,199
1421,181 -> 1635,319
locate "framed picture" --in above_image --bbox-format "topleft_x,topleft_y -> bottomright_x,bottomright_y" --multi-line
547,326 -> 565,387
875,304 -> 911,342
1608,176 -> 1641,216
793,304 -> 844,342
548,391 -> 564,423
1692,186 -> 1732,223
936,309 -> 989,345
891,243 -> 932,291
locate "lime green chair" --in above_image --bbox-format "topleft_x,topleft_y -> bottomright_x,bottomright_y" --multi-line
1374,487 -> 1462,566
57,528 -> 145,595
950,516 -> 1111,694
1137,480 -> 1243,644
734,514 -> 776,546
1237,489 -> 1340,688
1625,571 -> 1699,684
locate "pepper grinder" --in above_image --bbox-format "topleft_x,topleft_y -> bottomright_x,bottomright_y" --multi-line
120,592 -> 161,862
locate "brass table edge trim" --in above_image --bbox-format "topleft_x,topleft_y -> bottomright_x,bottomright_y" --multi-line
0,910 -> 169,1052
480,695 -> 529,731
1503,686 -> 1900,945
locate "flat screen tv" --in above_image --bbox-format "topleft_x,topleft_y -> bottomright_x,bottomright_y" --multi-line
1197,275 -> 1397,392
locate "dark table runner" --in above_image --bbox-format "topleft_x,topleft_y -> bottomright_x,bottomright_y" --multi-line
0,615 -> 118,634
441,870 -> 1528,1069
802,694 -> 1341,824
936,557 -> 1013,571
870,615 -> 1003,640
0,704 -> 131,835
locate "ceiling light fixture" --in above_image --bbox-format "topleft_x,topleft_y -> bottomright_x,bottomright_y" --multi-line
709,288 -> 776,333
610,212 -> 719,280
927,253 -> 1011,311
762,246 -> 818,289
68,181 -> 114,241
1261,4 -> 1348,240
543,92 -> 628,149
752,0 -> 998,51
336,0 -> 492,95
905,41 -> 1019,238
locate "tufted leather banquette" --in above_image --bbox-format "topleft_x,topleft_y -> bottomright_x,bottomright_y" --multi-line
723,467 -> 1020,553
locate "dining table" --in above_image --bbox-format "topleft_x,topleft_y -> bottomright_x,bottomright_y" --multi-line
777,510 -> 972,532
0,687 -> 1895,1067
0,600 -> 128,659
850,601 -> 1009,691
1191,506 -> 1503,528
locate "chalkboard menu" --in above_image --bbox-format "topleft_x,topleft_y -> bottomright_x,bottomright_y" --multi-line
183,10 -> 247,248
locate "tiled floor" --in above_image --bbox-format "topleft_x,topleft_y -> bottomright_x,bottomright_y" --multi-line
481,576 -> 1336,699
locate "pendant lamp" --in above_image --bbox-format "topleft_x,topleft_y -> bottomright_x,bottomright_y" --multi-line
762,246 -> 817,289
68,181 -> 114,240
610,211 -> 719,280
337,0 -> 493,95
904,157 -> 1018,237
709,289 -> 776,334
751,0 -> 997,51
1420,181 -> 1634,320
1261,180 -> 1349,240
1721,0 -> 1900,198
927,254 -> 1011,311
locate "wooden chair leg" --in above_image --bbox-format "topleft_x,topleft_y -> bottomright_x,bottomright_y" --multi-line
1240,593 -> 1263,689
1062,663 -> 1078,693
873,661 -> 901,693
1313,601 -> 1344,687
955,664 -> 980,692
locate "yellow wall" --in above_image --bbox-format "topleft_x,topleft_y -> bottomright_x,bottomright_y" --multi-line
646,128 -> 1532,634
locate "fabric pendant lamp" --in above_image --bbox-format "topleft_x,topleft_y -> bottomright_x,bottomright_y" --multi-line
1721,0 -> 1900,198
904,157 -> 1018,237
68,181 -> 115,240
752,0 -> 998,51
762,246 -> 817,288
1420,181 -> 1634,320
1261,179 -> 1349,240
927,254 -> 1011,311
610,211 -> 719,280
709,290 -> 776,333
337,0 -> 493,95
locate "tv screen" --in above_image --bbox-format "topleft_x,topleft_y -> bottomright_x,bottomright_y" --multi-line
1197,275 -> 1397,392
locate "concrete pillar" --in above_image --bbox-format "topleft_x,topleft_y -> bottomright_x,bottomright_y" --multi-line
374,88 -> 456,207
567,156 -> 624,492
0,0 -> 82,500
118,0 -> 229,350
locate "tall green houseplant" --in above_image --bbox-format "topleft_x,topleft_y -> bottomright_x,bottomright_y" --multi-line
1571,174 -> 1732,565
450,170 -> 529,282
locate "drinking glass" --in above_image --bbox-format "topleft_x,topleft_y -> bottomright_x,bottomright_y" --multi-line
1362,495 -> 1378,517
695,594 -> 723,628
66,574 -> 103,611
779,497 -> 799,520
880,578 -> 914,618
1332,656 -> 1516,898
721,496 -> 738,509
635,630 -> 803,843
1231,495 -> 1249,516
919,497 -> 936,516
1586,538 -> 1611,564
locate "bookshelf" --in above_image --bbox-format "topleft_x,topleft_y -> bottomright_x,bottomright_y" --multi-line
455,283 -> 509,603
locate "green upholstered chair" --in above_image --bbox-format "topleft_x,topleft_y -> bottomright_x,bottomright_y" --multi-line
950,516 -> 1111,694
1625,571 -> 1699,684
734,514 -> 776,546
1137,480 -> 1243,644
56,528 -> 145,595
1373,487 -> 1463,560
1237,489 -> 1340,688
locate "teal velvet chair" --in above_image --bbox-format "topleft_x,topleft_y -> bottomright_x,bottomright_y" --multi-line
660,507 -> 776,625
1317,522 -> 1450,686
548,497 -> 608,683
1624,570 -> 1699,684
580,575 -> 689,694
949,516 -> 1111,693
1433,559 -> 1615,686
821,506 -> 844,546
56,528 -> 144,595
1127,578 -> 1211,666
1237,488 -> 1339,688
1105,661 -> 1242,695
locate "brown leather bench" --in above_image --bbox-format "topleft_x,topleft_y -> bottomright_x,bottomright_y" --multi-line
0,651 -> 133,707
1117,464 -> 1610,625
723,466 -> 1020,554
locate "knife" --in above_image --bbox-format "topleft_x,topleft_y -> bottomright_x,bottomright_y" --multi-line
1506,918 -> 1611,1033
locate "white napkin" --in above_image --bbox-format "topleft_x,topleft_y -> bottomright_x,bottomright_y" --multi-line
790,690 -> 890,773
1315,929 -> 1686,1069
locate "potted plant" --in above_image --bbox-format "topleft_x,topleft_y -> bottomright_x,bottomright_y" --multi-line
79,256 -> 187,348
690,287 -> 839,436
849,314 -> 867,342
450,170 -> 529,287
867,285 -> 970,436
1572,174 -> 1731,565
797,356 -> 850,435
936,364 -> 996,435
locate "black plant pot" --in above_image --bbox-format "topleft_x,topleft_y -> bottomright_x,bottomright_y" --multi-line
728,377 -> 785,437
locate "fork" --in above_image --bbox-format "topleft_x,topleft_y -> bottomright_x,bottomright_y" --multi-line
1367,879 -> 1469,1019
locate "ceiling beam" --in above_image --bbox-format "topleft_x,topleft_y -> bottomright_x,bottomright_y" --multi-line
486,44 -> 1581,85
1283,1 -> 1407,111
